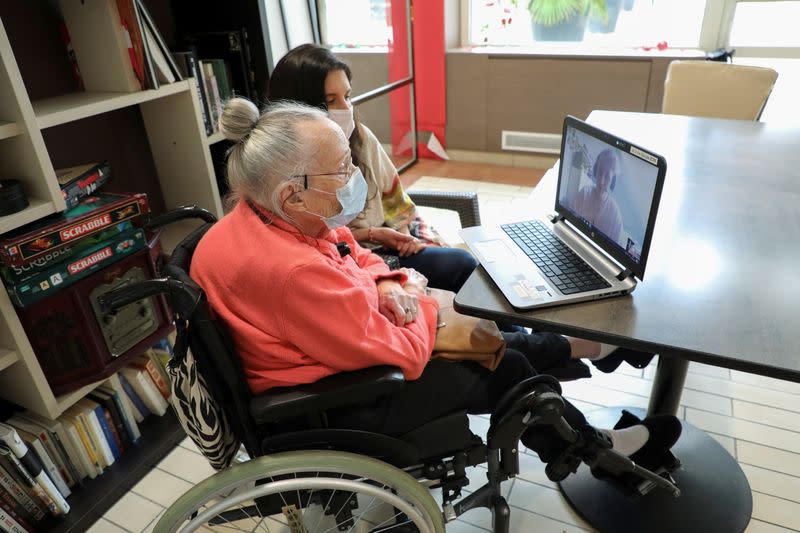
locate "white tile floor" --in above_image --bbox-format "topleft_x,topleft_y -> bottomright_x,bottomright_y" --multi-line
92,177 -> 800,532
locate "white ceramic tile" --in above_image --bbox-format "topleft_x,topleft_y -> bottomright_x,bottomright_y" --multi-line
752,491 -> 800,531
745,518 -> 796,533
507,478 -> 591,529
509,507 -> 592,533
516,449 -> 557,489
104,491 -> 164,533
684,374 -> 800,414
157,446 -> 218,484
178,437 -> 203,456
132,467 -> 194,507
742,464 -> 800,504
737,441 -> 800,478
730,370 -> 800,396
688,361 -> 731,379
142,510 -> 165,533
686,408 -> 800,454
87,518 -> 131,533
447,519 -> 492,532
734,400 -> 800,433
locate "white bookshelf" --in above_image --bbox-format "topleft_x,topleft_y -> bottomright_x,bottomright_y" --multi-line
206,130 -> 225,144
0,16 -> 224,419
0,120 -> 21,140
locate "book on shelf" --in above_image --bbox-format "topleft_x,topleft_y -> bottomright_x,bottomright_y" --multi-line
0,484 -> 37,533
120,366 -> 168,417
88,390 -> 131,451
59,0 -> 141,92
0,192 -> 149,268
201,61 -> 223,128
56,420 -> 93,481
73,400 -> 115,468
61,407 -> 104,477
0,425 -> 69,500
136,0 -> 182,83
186,29 -> 258,101
117,373 -> 149,422
0,457 -> 45,523
101,375 -> 142,442
207,59 -> 232,102
55,161 -> 112,211
115,0 -> 147,89
58,414 -> 101,479
140,15 -> 175,84
0,424 -> 68,516
172,49 -> 214,135
3,416 -> 73,492
17,412 -> 85,486
0,504 -> 30,533
131,352 -> 170,400
0,448 -> 55,520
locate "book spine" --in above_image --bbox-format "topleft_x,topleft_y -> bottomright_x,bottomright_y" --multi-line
0,462 -> 43,522
26,441 -> 69,499
100,410 -> 122,460
72,416 -> 103,477
183,52 -> 213,135
126,370 -> 167,416
0,426 -> 67,515
0,488 -> 35,533
118,374 -> 150,420
36,431 -> 73,489
85,410 -> 114,467
102,378 -> 141,442
0,448 -> 57,518
45,430 -> 82,487
0,505 -> 30,533
62,423 -> 95,480
134,359 -> 169,400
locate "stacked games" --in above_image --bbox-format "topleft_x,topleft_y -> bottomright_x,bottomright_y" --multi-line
0,192 -> 171,395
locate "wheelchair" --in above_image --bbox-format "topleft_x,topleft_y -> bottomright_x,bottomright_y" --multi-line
100,206 -> 680,533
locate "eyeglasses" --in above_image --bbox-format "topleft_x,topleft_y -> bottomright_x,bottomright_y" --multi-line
292,159 -> 355,189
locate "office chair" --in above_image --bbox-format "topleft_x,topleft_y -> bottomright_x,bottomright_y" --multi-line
662,60 -> 778,121
100,207 -> 680,533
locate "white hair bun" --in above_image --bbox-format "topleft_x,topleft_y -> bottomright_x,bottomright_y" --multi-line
219,98 -> 260,142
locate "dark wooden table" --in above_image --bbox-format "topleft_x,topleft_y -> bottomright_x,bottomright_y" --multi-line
455,110 -> 800,532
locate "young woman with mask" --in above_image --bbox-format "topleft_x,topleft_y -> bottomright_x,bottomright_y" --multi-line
266,43 -> 479,294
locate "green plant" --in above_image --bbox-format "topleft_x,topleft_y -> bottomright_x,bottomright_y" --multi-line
512,0 -> 608,26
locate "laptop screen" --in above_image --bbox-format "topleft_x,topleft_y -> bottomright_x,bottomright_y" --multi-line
555,116 -> 666,280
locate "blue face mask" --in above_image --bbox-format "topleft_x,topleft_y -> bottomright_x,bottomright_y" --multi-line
307,167 -> 368,229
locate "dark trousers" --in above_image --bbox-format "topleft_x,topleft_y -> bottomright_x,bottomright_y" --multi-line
331,344 -> 587,463
397,246 -> 478,293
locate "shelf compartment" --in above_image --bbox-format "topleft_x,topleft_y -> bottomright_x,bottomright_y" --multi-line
0,120 -> 22,140
53,378 -> 107,418
33,81 -> 191,129
0,197 -> 58,235
0,347 -> 19,372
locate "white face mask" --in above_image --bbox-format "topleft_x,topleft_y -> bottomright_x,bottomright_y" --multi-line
328,107 -> 355,139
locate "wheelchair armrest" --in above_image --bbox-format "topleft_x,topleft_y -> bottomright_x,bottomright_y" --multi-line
408,191 -> 481,228
250,366 -> 405,425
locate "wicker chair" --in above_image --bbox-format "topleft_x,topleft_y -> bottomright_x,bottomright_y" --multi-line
407,190 -> 481,229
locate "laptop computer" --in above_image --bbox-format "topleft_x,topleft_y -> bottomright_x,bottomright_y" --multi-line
460,116 -> 667,310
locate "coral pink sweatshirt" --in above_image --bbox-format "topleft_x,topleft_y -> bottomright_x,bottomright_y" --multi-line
190,202 -> 438,394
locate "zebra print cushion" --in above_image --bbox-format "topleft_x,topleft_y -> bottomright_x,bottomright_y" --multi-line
167,348 -> 240,470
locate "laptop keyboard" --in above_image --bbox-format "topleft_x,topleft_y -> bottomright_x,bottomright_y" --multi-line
501,220 -> 612,295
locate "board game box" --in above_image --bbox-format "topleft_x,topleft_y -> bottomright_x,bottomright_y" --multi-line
0,192 -> 148,267
56,161 -> 112,210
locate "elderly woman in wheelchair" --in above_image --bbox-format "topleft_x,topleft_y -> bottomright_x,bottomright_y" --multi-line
109,99 -> 682,532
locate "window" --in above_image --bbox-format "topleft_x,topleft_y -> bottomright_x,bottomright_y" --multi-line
729,1 -> 800,48
321,0 -> 393,47
467,0 -> 709,49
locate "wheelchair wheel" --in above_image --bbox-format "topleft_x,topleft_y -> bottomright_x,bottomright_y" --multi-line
154,450 -> 445,533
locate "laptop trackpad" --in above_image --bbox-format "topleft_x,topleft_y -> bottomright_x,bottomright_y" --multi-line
473,239 -> 516,263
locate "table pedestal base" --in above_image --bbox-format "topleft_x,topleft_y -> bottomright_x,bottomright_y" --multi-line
558,407 -> 751,533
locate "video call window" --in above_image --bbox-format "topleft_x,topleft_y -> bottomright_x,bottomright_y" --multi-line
558,127 -> 659,264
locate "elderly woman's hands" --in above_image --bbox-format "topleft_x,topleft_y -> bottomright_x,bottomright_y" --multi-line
377,280 -> 420,326
371,227 -> 426,257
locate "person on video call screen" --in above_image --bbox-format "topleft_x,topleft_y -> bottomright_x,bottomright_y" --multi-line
573,148 -> 623,243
